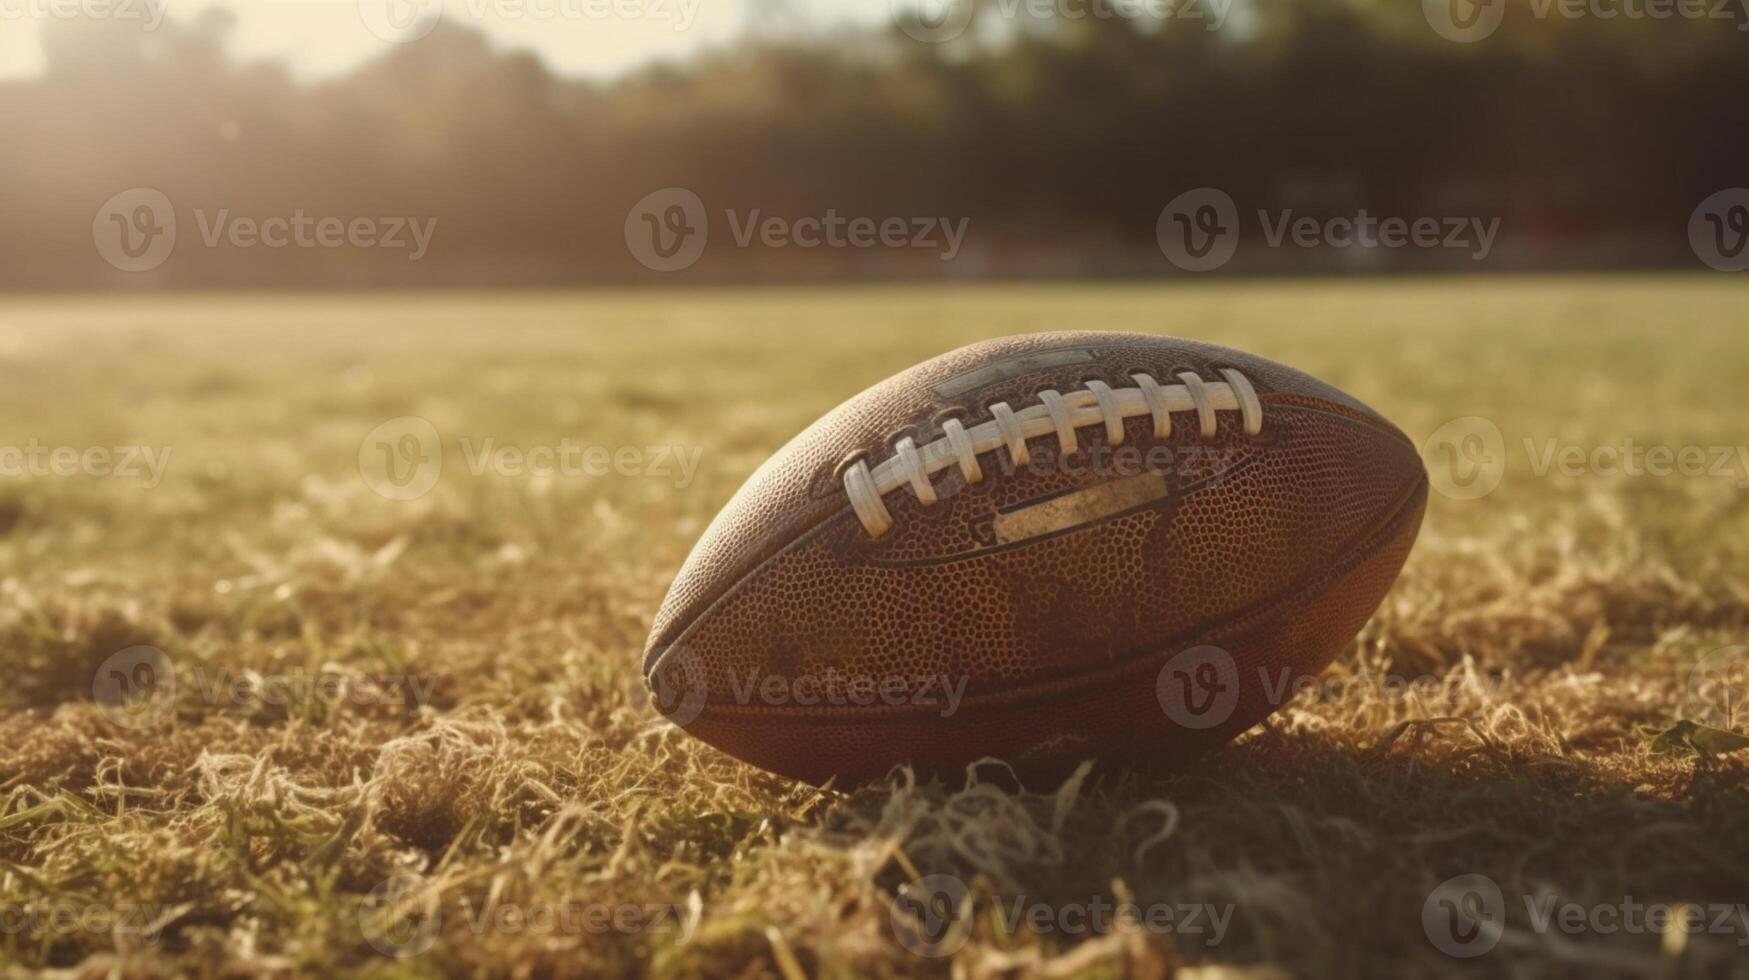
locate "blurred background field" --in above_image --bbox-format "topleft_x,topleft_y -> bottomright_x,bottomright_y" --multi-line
5,0 -> 1748,288
1,278 -> 1745,975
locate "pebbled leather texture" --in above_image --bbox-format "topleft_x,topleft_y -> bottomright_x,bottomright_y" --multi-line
644,332 -> 1427,784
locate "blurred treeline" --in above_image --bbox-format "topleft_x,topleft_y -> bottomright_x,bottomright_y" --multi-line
3,2 -> 1745,288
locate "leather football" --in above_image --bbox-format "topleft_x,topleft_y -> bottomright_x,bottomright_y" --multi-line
645,332 -> 1427,784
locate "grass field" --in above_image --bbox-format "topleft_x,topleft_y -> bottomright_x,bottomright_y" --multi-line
1,277 -> 1746,978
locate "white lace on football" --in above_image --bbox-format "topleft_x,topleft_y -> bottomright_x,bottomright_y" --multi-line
843,369 -> 1264,538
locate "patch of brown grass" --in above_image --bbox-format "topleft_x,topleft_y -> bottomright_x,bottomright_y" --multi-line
0,279 -> 1745,978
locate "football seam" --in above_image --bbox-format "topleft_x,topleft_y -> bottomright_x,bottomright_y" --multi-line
841,366 -> 1265,538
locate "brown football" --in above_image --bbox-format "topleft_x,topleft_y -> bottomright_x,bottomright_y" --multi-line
645,332 -> 1426,785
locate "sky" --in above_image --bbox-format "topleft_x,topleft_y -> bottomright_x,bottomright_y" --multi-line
0,0 -> 903,81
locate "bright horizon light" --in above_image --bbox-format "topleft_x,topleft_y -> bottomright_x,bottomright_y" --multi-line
0,0 -> 901,83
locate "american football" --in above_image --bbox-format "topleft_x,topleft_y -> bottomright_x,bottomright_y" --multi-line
647,332 -> 1428,783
